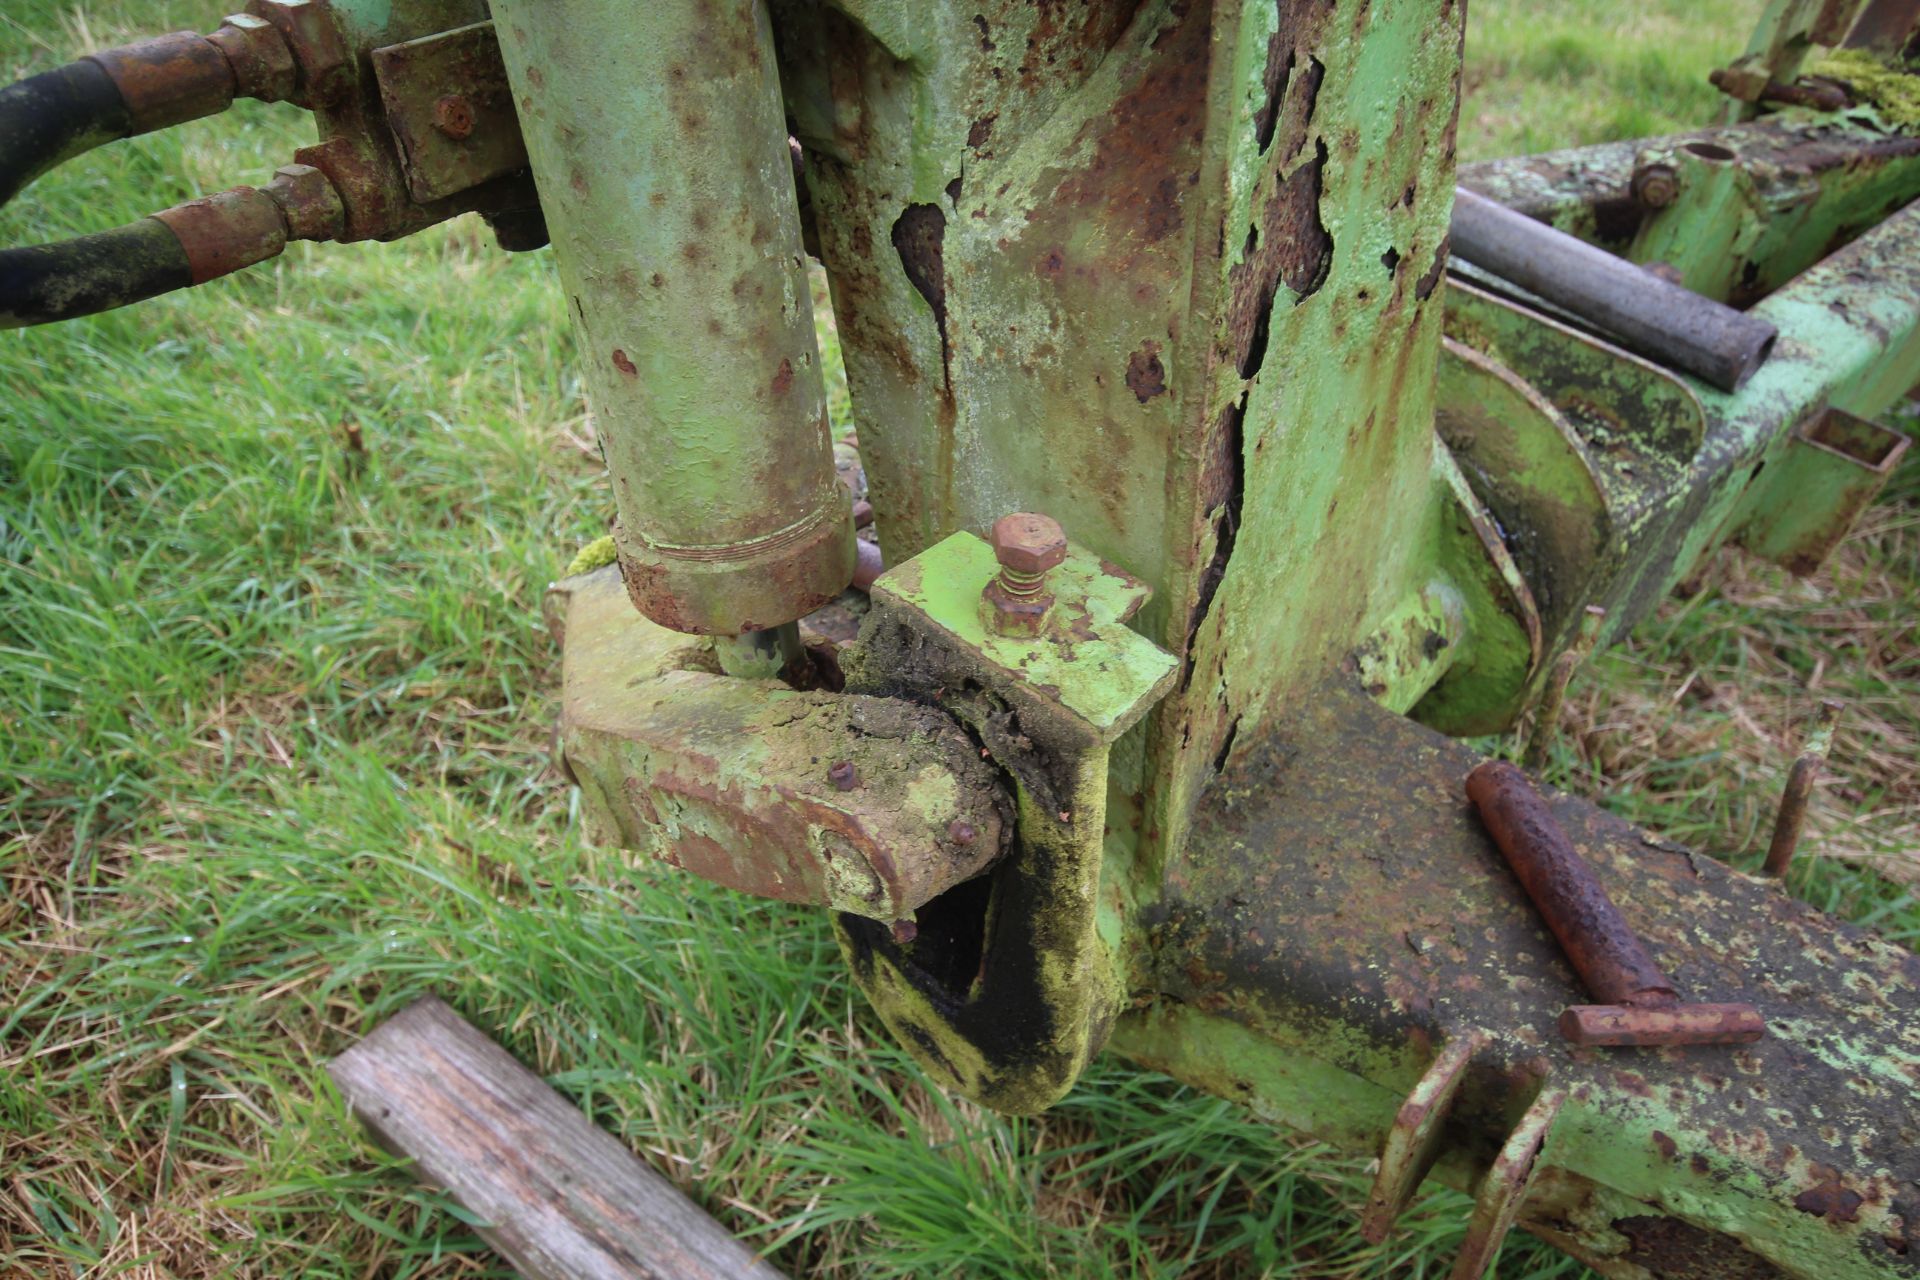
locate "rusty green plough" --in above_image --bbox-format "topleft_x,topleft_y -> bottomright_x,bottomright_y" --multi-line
6,1 -> 1920,1274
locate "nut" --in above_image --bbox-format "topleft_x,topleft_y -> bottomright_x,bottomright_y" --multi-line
208,13 -> 295,102
263,163 -> 345,241
1632,162 -> 1679,210
246,0 -> 352,108
982,577 -> 1052,636
990,513 -> 1068,578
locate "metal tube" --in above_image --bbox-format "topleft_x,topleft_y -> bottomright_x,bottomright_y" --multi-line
492,0 -> 853,636
1763,699 -> 1843,877
1560,1003 -> 1766,1047
1450,187 -> 1779,391
1465,761 -> 1678,1008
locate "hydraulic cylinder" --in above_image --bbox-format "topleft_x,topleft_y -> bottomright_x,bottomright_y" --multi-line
493,0 -> 853,635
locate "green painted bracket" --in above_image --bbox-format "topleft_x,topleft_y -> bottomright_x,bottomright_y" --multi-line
1735,406 -> 1913,574
837,531 -> 1178,1113
868,532 -> 1178,748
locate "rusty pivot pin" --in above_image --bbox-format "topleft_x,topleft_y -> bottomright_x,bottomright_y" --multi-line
1466,760 -> 1765,1048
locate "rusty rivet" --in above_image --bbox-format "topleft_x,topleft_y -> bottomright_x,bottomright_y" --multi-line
948,819 -> 976,846
827,760 -> 858,791
433,93 -> 476,140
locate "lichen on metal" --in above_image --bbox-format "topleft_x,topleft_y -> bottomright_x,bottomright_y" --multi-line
13,0 -> 1920,1274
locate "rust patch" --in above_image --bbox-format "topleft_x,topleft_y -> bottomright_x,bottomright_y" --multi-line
1039,1 -> 1212,261
1612,1216 -> 1787,1279
1795,1176 -> 1866,1224
1227,104 -> 1333,379
1181,392 -> 1247,690
891,202 -> 950,387
1125,340 -> 1167,402
771,356 -> 794,396
611,349 -> 637,377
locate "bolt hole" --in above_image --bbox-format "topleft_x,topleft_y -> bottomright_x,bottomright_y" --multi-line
1684,142 -> 1736,162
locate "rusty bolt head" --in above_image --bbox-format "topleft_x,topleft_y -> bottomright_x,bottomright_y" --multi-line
990,513 -> 1068,579
433,94 -> 476,140
209,13 -> 295,102
827,760 -> 858,791
1632,163 -> 1679,210
947,819 -> 976,846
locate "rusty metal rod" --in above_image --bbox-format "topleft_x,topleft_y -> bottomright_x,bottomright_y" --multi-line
1450,187 -> 1779,391
1467,761 -> 1677,1008
1762,698 -> 1843,877
1468,760 -> 1766,1047
1561,1003 -> 1765,1047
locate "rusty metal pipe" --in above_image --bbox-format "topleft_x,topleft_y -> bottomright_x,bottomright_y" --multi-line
491,0 -> 853,636
1467,760 -> 1677,1007
1763,699 -> 1843,877
1450,187 -> 1778,391
1561,1003 -> 1766,1047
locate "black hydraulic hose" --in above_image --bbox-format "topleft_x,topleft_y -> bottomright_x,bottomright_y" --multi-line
0,59 -> 134,208
0,219 -> 192,328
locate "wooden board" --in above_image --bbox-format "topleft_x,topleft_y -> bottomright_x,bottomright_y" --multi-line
329,996 -> 786,1280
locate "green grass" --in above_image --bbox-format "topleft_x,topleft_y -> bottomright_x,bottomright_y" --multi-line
3,1 -> 1914,1277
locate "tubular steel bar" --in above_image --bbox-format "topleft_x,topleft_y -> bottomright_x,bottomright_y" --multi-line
1450,187 -> 1778,390
490,0 -> 853,636
1466,761 -> 1678,1008
1468,760 -> 1766,1047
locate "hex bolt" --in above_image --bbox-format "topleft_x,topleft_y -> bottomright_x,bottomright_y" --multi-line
983,512 -> 1068,638
433,93 -> 476,140
827,760 -> 858,791
1762,699 -> 1843,878
1631,162 -> 1679,210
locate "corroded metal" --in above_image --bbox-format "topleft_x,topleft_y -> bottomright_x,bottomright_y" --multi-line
982,513 -> 1067,638
1738,408 -> 1912,575
1560,1003 -> 1768,1047
370,22 -> 526,204
85,31 -> 237,133
555,567 -> 1010,923
17,2 -> 1920,1275
1361,1032 -> 1486,1243
837,529 -> 1177,1113
1764,698 -> 1845,877
1468,761 -> 1682,1010
1131,682 -> 1920,1278
492,0 -> 853,636
1451,1086 -> 1568,1280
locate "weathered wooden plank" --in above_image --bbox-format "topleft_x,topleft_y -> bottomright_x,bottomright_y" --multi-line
328,996 -> 785,1280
